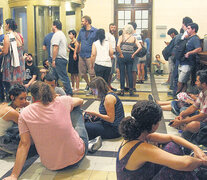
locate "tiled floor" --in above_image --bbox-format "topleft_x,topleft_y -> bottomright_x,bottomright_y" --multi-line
0,73 -> 180,180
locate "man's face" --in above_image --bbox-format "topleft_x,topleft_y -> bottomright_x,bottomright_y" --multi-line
187,26 -> 195,36
81,18 -> 87,28
109,25 -> 116,34
52,25 -> 56,32
195,76 -> 203,90
170,33 -> 175,39
45,80 -> 56,89
26,55 -> 33,65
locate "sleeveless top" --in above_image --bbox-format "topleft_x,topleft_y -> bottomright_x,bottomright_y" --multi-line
94,39 -> 112,67
0,108 -> 13,136
99,92 -> 124,130
120,35 -> 136,54
116,141 -> 159,180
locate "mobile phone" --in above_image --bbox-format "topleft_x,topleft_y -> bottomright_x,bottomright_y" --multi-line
168,121 -> 174,126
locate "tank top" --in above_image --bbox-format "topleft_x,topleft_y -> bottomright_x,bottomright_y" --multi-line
116,141 -> 158,180
99,92 -> 124,129
0,108 -> 13,136
120,35 -> 136,54
94,39 -> 112,67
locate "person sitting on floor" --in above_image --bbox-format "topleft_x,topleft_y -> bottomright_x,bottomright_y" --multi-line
84,77 -> 124,149
40,59 -> 53,81
152,54 -> 165,75
4,81 -> 88,179
148,92 -> 198,115
0,84 -> 28,158
43,73 -> 66,96
23,53 -> 39,90
170,70 -> 207,134
116,100 -> 207,180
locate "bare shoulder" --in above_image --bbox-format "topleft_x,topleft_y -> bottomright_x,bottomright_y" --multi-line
105,94 -> 116,103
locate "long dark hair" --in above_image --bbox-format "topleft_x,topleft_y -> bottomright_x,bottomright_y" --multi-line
89,77 -> 110,99
31,81 -> 55,105
96,29 -> 105,45
119,100 -> 162,141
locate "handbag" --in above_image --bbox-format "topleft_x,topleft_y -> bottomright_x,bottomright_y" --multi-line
134,43 -> 147,58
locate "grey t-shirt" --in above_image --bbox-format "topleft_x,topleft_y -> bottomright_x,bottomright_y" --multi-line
50,30 -> 68,60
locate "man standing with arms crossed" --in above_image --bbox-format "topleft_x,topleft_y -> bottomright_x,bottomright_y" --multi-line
74,16 -> 97,94
51,20 -> 73,96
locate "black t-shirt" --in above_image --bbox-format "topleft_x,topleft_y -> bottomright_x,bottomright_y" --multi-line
24,64 -> 39,83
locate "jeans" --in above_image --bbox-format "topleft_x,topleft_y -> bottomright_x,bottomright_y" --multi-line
118,53 -> 133,89
94,64 -> 111,83
58,106 -> 89,170
173,59 -> 179,97
168,56 -> 175,89
85,120 -> 120,140
53,58 -> 72,95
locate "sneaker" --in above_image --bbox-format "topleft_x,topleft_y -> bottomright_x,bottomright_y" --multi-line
124,87 -> 129,92
133,88 -> 136,92
167,91 -> 173,96
148,94 -> 155,103
84,85 -> 89,92
88,136 -> 102,153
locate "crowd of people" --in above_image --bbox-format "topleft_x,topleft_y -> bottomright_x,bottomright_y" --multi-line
0,14 -> 207,180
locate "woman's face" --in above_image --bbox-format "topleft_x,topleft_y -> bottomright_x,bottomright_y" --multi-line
69,33 -> 74,40
12,92 -> 27,108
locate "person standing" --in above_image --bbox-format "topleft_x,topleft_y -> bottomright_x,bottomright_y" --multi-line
0,19 -> 25,88
68,30 -> 79,93
106,23 -> 117,91
0,21 -> 5,102
91,29 -> 113,83
43,32 -> 54,63
176,23 -> 201,94
75,16 -> 97,93
51,20 -> 73,96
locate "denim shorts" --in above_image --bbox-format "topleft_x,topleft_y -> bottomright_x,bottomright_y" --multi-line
178,65 -> 192,83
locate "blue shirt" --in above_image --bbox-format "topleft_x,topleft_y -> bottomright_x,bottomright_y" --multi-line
43,32 -> 54,62
77,26 -> 97,58
181,35 -> 201,66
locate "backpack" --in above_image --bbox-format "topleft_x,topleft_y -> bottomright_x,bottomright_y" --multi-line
162,38 -> 175,61
135,43 -> 147,58
173,35 -> 196,62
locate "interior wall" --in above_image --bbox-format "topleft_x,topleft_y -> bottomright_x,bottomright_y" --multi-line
83,0 -> 207,72
82,0 -> 114,30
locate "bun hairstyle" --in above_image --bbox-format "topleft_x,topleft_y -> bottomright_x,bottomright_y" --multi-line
5,19 -> 18,31
31,81 -> 55,105
119,100 -> 163,141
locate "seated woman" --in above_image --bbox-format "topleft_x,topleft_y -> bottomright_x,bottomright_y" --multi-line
0,84 -> 27,156
85,77 -> 124,141
117,100 -> 207,180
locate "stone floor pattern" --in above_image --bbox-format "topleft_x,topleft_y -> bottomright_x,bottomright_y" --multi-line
0,73 -> 180,180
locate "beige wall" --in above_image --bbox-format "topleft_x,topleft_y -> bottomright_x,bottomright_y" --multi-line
82,0 -> 114,30
83,0 -> 207,71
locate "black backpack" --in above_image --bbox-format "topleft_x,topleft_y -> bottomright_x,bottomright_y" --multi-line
173,35 -> 196,62
162,38 -> 176,61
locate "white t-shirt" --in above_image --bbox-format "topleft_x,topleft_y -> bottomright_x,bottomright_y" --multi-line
106,32 -> 116,51
50,30 -> 68,60
94,39 -> 112,67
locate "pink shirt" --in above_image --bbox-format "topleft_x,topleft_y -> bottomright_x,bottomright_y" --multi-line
18,96 -> 85,170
